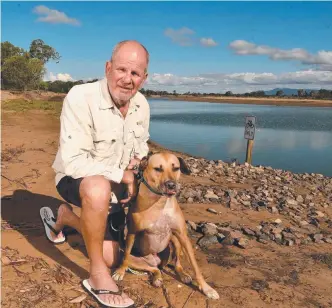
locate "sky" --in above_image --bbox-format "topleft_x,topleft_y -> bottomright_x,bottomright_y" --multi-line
2,1 -> 332,94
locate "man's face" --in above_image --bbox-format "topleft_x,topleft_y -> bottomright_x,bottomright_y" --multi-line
106,45 -> 148,106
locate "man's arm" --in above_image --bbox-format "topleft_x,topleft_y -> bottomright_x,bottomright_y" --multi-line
57,86 -> 124,183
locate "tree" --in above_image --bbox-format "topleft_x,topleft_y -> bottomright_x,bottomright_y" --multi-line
1,41 -> 24,65
2,55 -> 45,91
29,39 -> 60,64
276,90 -> 284,97
225,91 -> 233,96
297,89 -> 305,97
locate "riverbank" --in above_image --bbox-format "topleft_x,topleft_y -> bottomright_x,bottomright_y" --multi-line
149,95 -> 332,108
2,89 -> 332,108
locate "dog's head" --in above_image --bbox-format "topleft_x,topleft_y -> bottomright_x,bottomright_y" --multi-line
139,151 -> 191,196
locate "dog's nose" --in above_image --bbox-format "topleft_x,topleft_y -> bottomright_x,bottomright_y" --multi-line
165,181 -> 176,190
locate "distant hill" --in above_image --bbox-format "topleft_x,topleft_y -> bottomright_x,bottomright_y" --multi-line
264,88 -> 315,96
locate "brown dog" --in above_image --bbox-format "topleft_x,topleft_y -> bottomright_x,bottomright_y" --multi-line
112,152 -> 219,300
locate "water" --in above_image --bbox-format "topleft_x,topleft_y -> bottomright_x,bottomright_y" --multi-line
148,99 -> 332,177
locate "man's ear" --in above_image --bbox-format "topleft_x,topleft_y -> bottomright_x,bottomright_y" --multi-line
105,61 -> 112,77
178,157 -> 191,175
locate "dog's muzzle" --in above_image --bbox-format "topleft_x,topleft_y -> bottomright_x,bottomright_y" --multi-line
163,180 -> 178,196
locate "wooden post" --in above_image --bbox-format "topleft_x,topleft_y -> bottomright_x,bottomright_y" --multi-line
245,139 -> 254,164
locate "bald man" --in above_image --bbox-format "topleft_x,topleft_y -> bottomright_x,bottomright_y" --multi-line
47,40 -> 150,307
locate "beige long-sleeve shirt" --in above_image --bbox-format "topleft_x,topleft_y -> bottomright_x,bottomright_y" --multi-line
52,78 -> 150,186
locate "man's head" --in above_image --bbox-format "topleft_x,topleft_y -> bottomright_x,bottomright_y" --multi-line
106,40 -> 149,107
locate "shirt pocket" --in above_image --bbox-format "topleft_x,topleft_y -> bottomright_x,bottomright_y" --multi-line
92,129 -> 119,158
132,122 -> 144,138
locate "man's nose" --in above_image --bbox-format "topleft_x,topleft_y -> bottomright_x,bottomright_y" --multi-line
165,180 -> 176,190
122,72 -> 131,83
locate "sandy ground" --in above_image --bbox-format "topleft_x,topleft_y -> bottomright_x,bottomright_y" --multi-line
1,107 -> 332,308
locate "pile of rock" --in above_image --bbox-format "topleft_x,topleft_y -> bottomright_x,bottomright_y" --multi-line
187,218 -> 332,249
180,156 -> 331,246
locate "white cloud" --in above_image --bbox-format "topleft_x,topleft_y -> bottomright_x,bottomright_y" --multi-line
46,72 -> 75,82
164,27 -> 195,46
33,5 -> 81,26
200,38 -> 218,47
229,40 -> 332,67
145,69 -> 332,94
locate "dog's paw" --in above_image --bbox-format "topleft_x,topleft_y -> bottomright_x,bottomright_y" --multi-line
179,272 -> 192,284
203,287 -> 219,300
152,277 -> 163,288
112,269 -> 126,281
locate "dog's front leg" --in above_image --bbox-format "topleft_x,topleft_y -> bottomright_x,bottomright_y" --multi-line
112,233 -> 135,281
173,231 -> 219,300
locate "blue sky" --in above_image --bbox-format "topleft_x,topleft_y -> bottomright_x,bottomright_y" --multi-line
2,1 -> 332,93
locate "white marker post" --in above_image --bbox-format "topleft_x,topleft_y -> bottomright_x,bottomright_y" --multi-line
244,116 -> 256,164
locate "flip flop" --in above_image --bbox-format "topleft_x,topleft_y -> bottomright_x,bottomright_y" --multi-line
40,207 -> 66,244
82,279 -> 135,308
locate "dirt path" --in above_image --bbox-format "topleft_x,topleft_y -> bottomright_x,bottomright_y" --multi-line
1,110 -> 332,308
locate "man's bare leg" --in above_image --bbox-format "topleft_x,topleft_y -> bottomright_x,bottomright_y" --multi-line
77,175 -> 133,307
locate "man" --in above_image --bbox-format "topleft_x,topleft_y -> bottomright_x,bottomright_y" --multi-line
43,40 -> 150,307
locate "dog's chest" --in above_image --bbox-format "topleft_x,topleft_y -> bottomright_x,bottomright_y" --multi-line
145,199 -> 176,239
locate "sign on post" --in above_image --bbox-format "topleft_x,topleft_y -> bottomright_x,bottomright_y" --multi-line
244,116 -> 256,140
244,116 -> 256,164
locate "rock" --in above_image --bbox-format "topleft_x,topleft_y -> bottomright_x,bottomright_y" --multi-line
286,199 -> 298,206
271,207 -> 279,213
285,239 -> 294,246
300,220 -> 309,226
187,197 -> 194,203
315,211 -> 325,218
201,223 -> 218,236
323,238 -> 332,244
296,195 -> 304,203
187,220 -> 197,232
274,218 -> 282,224
235,238 -> 249,249
207,208 -> 218,214
241,200 -> 251,207
204,191 -> 219,200
313,234 -> 324,243
272,227 -> 283,235
230,230 -> 243,240
198,235 -> 219,248
228,197 -> 239,209
242,227 -> 256,236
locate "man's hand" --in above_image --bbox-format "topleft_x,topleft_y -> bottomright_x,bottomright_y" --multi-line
127,156 -> 141,174
120,170 -> 135,203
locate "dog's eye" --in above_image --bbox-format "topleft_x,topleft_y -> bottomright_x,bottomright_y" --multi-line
173,167 -> 180,172
154,167 -> 163,172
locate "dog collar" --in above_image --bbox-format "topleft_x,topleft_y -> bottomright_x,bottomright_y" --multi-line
135,169 -> 165,196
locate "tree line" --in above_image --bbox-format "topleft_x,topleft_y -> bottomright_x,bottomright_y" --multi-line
1,40 -> 332,99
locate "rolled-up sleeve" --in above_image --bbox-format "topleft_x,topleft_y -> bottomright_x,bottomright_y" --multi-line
134,103 -> 150,160
57,87 -> 124,183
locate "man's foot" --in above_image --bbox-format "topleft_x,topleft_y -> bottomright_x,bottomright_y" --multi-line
49,204 -> 71,241
88,271 -> 134,307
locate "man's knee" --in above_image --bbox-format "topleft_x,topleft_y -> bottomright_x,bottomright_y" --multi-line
79,175 -> 111,208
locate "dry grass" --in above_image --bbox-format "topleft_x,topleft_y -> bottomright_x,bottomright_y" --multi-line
1,145 -> 25,162
2,99 -> 63,114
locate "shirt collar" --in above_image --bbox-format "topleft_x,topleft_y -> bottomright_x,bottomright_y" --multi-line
99,77 -> 141,110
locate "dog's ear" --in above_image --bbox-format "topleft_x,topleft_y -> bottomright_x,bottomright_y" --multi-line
178,157 -> 191,175
139,156 -> 149,171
